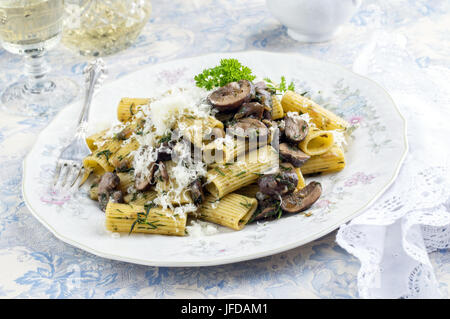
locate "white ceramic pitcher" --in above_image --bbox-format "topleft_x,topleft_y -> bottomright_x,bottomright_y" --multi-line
266,0 -> 362,42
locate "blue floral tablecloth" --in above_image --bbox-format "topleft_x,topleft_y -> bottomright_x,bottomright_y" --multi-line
0,0 -> 449,298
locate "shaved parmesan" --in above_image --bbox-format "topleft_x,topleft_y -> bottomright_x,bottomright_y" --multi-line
186,220 -> 218,237
128,85 -> 213,217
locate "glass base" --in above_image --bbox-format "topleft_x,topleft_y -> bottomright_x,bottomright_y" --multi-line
1,77 -> 79,117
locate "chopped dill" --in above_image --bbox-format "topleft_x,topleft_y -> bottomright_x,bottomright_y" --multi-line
116,166 -> 134,173
240,200 -> 252,209
144,201 -> 157,216
158,132 -> 172,144
96,149 -> 112,161
214,167 -> 225,176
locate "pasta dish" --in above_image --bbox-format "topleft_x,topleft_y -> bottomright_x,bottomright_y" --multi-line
81,59 -> 350,236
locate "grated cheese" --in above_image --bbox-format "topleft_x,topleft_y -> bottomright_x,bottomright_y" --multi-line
186,220 -> 219,237
129,85 -> 212,217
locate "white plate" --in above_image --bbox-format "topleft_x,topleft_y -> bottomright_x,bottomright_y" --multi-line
22,51 -> 408,267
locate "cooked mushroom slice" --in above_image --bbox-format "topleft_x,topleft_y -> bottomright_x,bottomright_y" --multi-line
253,207 -> 275,221
115,128 -> 132,140
135,175 -> 149,191
98,193 -> 109,211
256,87 -> 273,109
254,81 -> 276,94
207,80 -> 255,111
156,142 -> 172,162
98,172 -> 120,195
284,113 -> 309,143
258,163 -> 298,197
228,118 -> 269,139
214,111 -> 235,124
279,143 -> 311,167
110,190 -> 124,204
97,172 -> 121,211
111,157 -> 131,172
255,191 -> 269,202
279,162 -> 299,193
159,162 -> 169,182
189,179 -> 205,205
252,198 -> 281,221
254,81 -> 268,90
134,162 -> 157,191
234,102 -> 265,120
262,109 -> 272,120
281,181 -> 322,213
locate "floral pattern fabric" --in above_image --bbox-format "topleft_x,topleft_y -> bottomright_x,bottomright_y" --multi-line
0,0 -> 449,298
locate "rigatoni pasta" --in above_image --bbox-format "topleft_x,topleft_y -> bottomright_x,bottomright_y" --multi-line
205,146 -> 278,198
82,62 -> 352,237
281,90 -> 349,131
105,203 -> 186,236
298,128 -> 334,156
123,190 -> 158,205
117,97 -> 150,123
271,95 -> 284,120
300,145 -> 346,175
198,194 -> 257,230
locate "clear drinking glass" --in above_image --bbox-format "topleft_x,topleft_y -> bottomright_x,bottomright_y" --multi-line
0,0 -> 79,117
62,0 -> 152,57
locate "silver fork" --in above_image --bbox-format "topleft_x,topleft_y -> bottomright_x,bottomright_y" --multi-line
53,59 -> 107,189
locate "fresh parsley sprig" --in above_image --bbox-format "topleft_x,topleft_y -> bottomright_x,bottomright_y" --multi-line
194,59 -> 256,90
264,76 -> 295,94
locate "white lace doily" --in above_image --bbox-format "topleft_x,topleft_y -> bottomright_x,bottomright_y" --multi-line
336,18 -> 450,298
337,165 -> 450,298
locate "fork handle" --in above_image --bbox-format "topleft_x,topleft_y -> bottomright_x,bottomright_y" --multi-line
77,59 -> 107,132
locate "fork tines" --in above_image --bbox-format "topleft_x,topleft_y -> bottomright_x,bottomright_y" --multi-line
53,160 -> 83,189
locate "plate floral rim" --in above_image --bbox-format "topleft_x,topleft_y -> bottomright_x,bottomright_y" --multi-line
22,50 -> 409,267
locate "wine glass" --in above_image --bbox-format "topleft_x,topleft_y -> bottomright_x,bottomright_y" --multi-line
0,0 -> 79,117
62,0 -> 152,57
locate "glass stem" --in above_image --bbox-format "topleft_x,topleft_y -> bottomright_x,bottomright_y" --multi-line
23,50 -> 56,95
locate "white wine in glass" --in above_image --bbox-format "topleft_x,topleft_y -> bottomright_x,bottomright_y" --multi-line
0,0 -> 79,116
